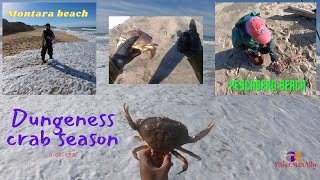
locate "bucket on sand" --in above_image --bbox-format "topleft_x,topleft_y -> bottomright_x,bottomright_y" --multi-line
249,53 -> 272,66
249,54 -> 264,65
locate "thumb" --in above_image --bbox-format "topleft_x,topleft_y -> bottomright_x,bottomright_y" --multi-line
189,19 -> 197,33
160,154 -> 172,171
139,148 -> 151,162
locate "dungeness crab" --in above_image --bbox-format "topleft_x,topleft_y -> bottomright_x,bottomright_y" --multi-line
117,30 -> 158,58
123,104 -> 214,174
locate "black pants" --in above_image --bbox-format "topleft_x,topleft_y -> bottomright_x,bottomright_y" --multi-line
41,44 -> 53,59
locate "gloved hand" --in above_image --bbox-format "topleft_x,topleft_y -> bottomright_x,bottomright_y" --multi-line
177,19 -> 203,83
246,49 -> 261,57
177,19 -> 202,57
111,36 -> 141,70
269,52 -> 280,62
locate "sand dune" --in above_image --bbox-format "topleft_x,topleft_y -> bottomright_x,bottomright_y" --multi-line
2,18 -> 34,36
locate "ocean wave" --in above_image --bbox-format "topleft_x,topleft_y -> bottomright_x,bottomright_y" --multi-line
100,34 -> 109,42
204,41 -> 214,45
81,28 -> 96,31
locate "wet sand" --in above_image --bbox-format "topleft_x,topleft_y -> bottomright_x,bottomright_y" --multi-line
3,29 -> 84,56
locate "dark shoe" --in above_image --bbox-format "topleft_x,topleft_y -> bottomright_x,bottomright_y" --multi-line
49,56 -> 53,59
42,56 -> 46,63
270,52 -> 280,62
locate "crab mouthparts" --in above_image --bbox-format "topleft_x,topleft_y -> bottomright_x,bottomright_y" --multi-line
150,150 -> 166,168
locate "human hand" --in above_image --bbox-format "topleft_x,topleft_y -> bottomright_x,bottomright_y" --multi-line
269,52 -> 280,62
111,36 -> 141,70
177,19 -> 202,58
246,48 -> 261,57
139,148 -> 172,180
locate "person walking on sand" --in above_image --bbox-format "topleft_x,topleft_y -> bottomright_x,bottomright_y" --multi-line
232,11 -> 280,65
41,23 -> 55,63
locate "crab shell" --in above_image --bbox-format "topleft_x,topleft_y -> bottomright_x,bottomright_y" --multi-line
123,104 -> 214,174
138,117 -> 190,153
117,30 -> 158,58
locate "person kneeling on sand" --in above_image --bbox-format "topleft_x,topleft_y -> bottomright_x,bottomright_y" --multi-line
109,19 -> 203,84
232,11 -> 280,65
41,23 -> 55,63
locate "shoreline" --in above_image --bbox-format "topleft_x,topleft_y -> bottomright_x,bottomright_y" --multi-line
3,29 -> 85,57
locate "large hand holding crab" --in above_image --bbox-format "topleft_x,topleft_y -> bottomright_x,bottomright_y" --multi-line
123,104 -> 214,174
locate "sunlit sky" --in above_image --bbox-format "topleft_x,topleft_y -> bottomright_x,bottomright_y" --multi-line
2,2 -> 96,28
0,0 -> 318,39
109,16 -> 130,30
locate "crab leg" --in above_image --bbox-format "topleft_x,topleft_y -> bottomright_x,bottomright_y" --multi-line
132,145 -> 149,160
123,104 -> 138,130
189,122 -> 215,143
134,135 -> 144,142
176,147 -> 201,161
171,150 -> 188,174
150,48 -> 156,58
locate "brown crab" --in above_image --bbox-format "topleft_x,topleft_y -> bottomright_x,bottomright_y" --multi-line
117,30 -> 158,58
123,104 -> 214,174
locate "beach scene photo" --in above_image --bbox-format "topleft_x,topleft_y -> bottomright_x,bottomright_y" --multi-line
109,16 -> 204,84
215,2 -> 317,95
0,0 -> 319,180
2,3 -> 96,95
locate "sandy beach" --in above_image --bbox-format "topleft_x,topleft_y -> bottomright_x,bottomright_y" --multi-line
2,29 -> 96,95
3,29 -> 83,56
109,16 -> 203,84
215,3 -> 316,95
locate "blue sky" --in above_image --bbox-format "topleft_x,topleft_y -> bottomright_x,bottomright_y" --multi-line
2,2 -> 96,27
0,0 -> 318,38
101,0 -> 213,36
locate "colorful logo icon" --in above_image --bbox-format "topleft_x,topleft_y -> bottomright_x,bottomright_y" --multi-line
286,151 -> 303,162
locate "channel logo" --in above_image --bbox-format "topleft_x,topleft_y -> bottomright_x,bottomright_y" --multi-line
286,151 -> 303,162
274,151 -> 316,170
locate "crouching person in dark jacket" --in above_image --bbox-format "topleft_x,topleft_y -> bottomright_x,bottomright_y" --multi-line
232,11 -> 280,65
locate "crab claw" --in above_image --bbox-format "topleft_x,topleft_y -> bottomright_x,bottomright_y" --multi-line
189,122 -> 214,143
123,103 -> 138,130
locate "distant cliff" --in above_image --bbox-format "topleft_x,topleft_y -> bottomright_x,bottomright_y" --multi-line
3,18 -> 34,36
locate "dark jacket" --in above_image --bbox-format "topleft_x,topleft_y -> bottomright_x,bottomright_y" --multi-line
42,29 -> 55,45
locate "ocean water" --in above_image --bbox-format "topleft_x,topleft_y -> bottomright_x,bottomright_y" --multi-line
203,36 -> 215,86
55,27 -> 97,42
56,27 -> 96,32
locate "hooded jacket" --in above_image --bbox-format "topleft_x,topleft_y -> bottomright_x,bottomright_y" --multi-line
232,11 -> 274,53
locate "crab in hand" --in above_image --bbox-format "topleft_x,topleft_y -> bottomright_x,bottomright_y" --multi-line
117,30 -> 158,58
123,104 -> 214,174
